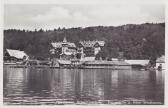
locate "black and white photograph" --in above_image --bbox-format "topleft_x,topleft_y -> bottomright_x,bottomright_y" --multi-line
2,0 -> 166,106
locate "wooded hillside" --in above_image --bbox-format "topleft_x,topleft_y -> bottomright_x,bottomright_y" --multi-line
4,23 -> 165,60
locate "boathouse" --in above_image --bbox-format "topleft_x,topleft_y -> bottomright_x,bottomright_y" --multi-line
4,49 -> 29,63
125,60 -> 149,69
84,60 -> 131,69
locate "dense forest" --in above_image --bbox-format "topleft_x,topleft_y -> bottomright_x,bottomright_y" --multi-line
4,23 -> 165,60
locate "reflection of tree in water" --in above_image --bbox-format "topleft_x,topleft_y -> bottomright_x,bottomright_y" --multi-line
78,70 -> 96,101
27,68 -> 52,97
60,69 -> 75,99
75,69 -> 113,102
92,70 -> 105,100
3,66 -> 8,92
48,69 -> 62,98
74,69 -> 82,102
147,70 -> 157,99
117,70 -> 133,100
4,68 -> 164,105
147,70 -> 164,103
110,70 -> 119,100
149,70 -> 156,85
104,70 -> 112,100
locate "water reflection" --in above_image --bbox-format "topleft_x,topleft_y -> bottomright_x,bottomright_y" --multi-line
3,66 -> 164,105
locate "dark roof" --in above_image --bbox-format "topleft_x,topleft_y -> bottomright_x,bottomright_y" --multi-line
51,42 -> 76,48
79,40 -> 105,47
51,37 -> 76,48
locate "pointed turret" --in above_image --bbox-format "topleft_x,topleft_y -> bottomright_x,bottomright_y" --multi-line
63,37 -> 67,43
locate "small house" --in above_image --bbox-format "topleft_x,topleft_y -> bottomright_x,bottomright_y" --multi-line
4,49 -> 29,63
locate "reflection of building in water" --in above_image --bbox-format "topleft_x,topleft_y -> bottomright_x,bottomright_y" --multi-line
93,70 -> 105,100
79,69 -> 113,101
60,69 -> 74,99
111,70 -> 119,88
4,68 -> 28,96
80,70 -> 84,91
103,70 -> 112,100
49,69 -> 62,97
148,71 -> 157,87
155,70 -> 164,103
156,70 -> 164,86
73,69 -> 83,101
146,71 -> 161,101
79,70 -> 96,101
136,70 -> 164,103
109,70 -> 119,99
27,68 -> 52,95
117,70 -> 135,99
118,70 -> 132,84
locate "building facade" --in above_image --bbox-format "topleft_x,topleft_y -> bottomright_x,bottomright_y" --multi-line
50,38 -> 105,61
50,37 -> 77,60
78,40 -> 105,57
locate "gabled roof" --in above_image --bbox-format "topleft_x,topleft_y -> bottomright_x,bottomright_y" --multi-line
79,40 -> 105,47
51,42 -> 62,48
6,49 -> 28,59
97,41 -> 105,46
79,41 -> 95,47
66,42 -> 76,47
51,37 -> 76,48
63,37 -> 67,43
51,42 -> 76,48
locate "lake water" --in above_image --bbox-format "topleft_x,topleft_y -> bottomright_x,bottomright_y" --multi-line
3,66 -> 164,105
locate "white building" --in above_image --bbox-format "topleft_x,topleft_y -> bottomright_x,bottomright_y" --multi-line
156,55 -> 165,70
50,37 -> 77,60
78,40 -> 105,58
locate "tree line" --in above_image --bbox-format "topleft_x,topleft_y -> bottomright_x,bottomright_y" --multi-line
4,23 -> 165,60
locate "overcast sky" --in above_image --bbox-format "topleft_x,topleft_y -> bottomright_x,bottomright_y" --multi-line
4,4 -> 165,30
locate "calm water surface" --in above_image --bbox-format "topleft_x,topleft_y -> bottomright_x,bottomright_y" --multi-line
3,66 -> 164,105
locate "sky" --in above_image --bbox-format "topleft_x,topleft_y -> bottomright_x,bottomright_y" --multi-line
4,3 -> 165,30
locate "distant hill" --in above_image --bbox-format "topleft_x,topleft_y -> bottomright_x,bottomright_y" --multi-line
4,23 -> 165,60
